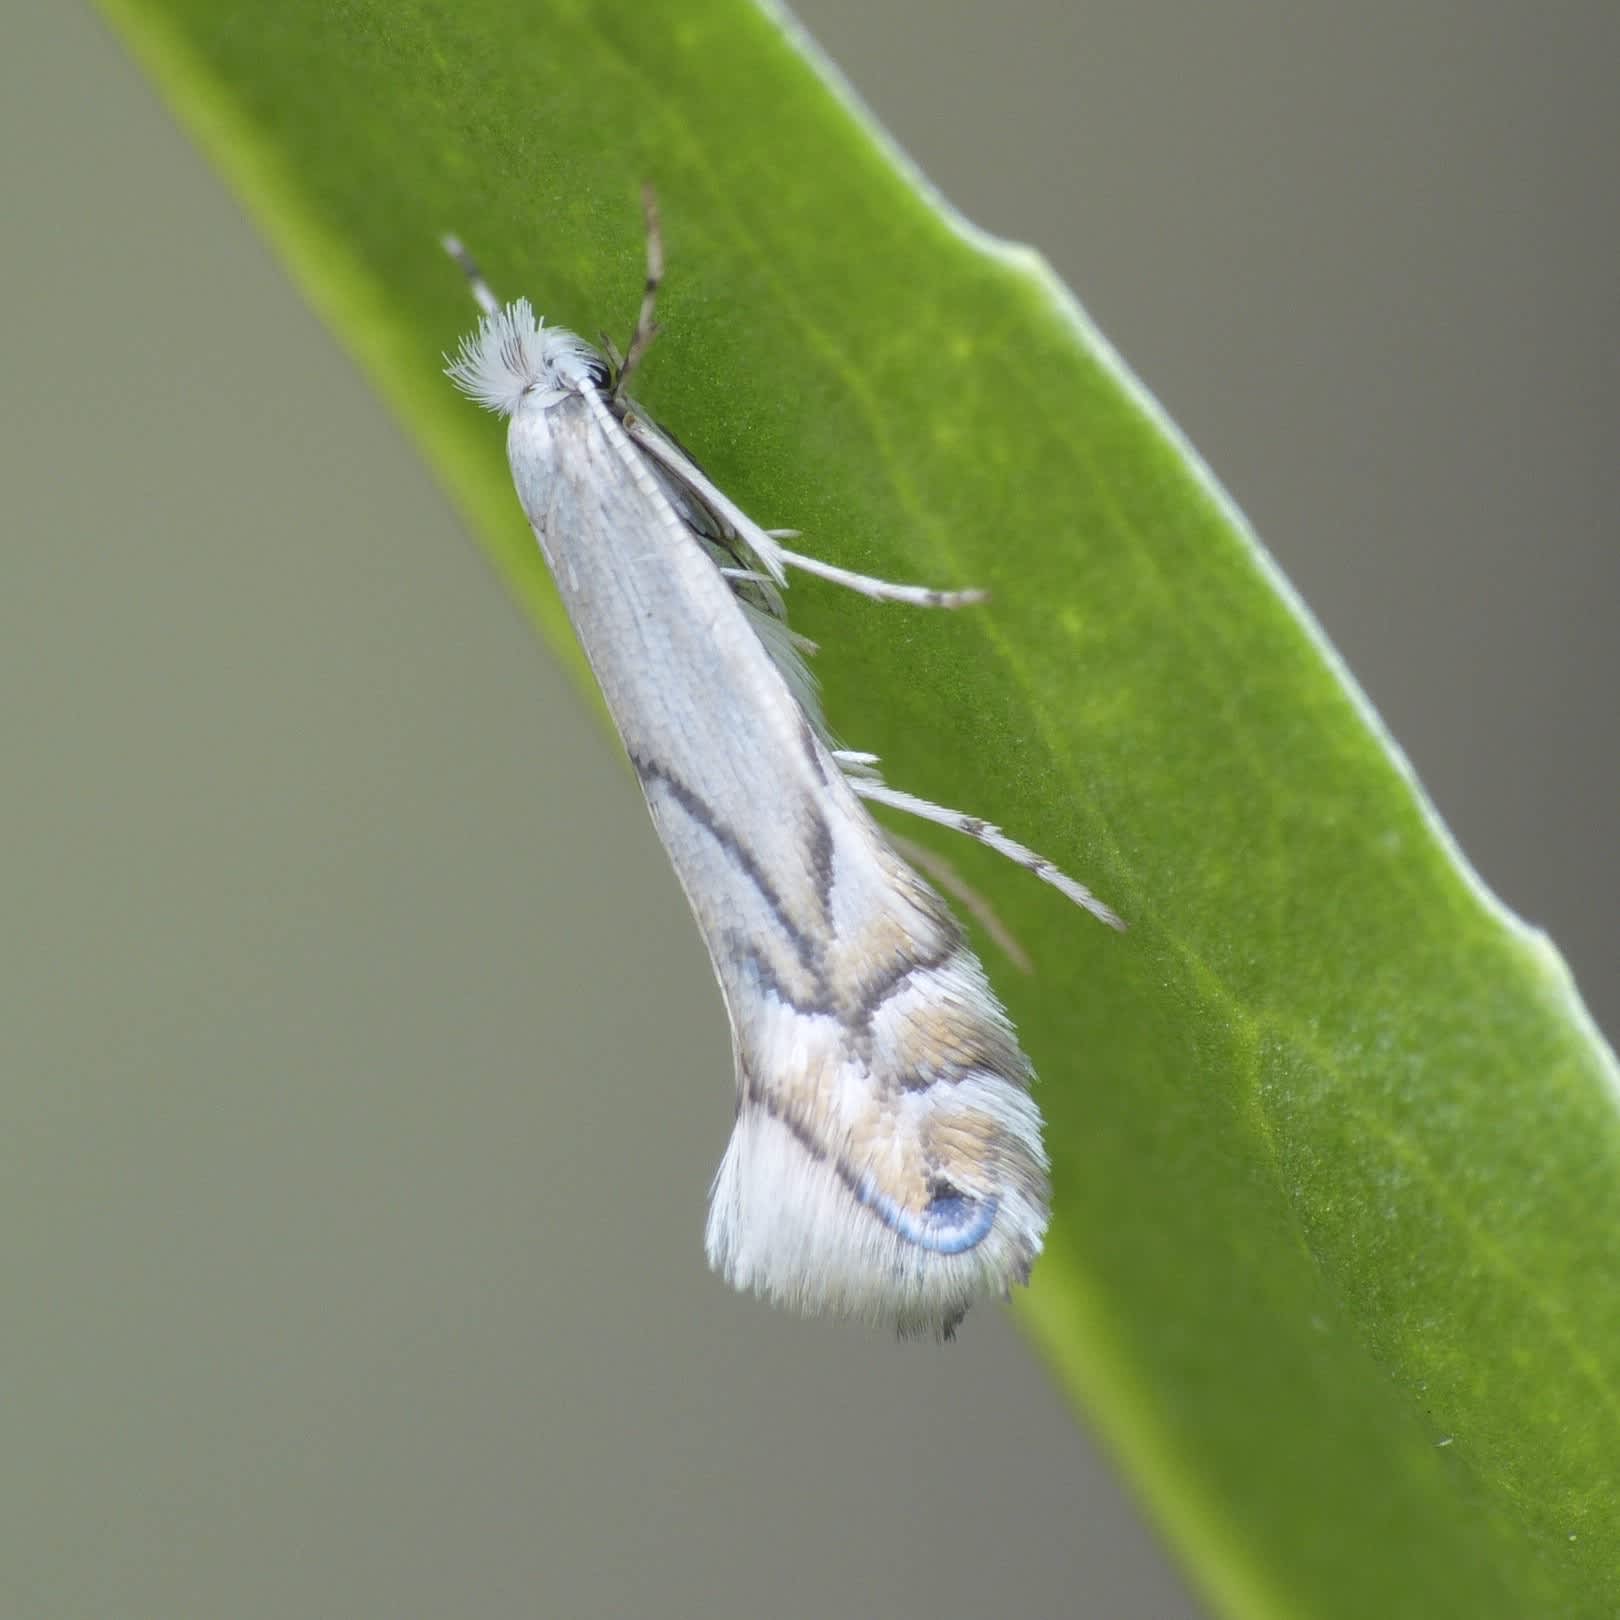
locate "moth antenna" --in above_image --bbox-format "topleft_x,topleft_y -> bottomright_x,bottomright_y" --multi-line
441,234 -> 500,317
613,183 -> 665,398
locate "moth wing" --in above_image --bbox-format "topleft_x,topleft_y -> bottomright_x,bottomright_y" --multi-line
620,406 -> 832,738
512,392 -> 1049,1337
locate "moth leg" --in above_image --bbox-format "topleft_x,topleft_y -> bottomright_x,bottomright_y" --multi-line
441,235 -> 501,317
774,544 -> 987,609
613,184 -> 665,399
887,831 -> 1035,973
834,753 -> 1126,931
621,411 -> 972,613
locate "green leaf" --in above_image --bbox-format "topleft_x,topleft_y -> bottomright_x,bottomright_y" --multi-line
97,0 -> 1620,1613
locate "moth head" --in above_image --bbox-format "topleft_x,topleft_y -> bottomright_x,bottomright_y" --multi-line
444,298 -> 605,417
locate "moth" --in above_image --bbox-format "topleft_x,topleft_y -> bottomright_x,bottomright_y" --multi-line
444,194 -> 1122,1337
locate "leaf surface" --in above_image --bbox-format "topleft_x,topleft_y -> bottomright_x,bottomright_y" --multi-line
98,0 -> 1620,1612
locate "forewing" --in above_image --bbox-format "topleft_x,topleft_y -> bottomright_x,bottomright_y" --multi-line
511,391 -> 1049,1335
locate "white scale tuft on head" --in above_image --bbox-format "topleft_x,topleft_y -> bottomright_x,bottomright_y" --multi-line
444,297 -> 601,418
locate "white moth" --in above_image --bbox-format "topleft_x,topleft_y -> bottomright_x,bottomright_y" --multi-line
444,197 -> 1123,1338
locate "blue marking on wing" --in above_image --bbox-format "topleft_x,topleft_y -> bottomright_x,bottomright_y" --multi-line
853,1177 -> 998,1255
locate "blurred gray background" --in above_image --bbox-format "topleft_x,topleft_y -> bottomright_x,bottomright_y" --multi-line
4,3 -> 1614,1617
